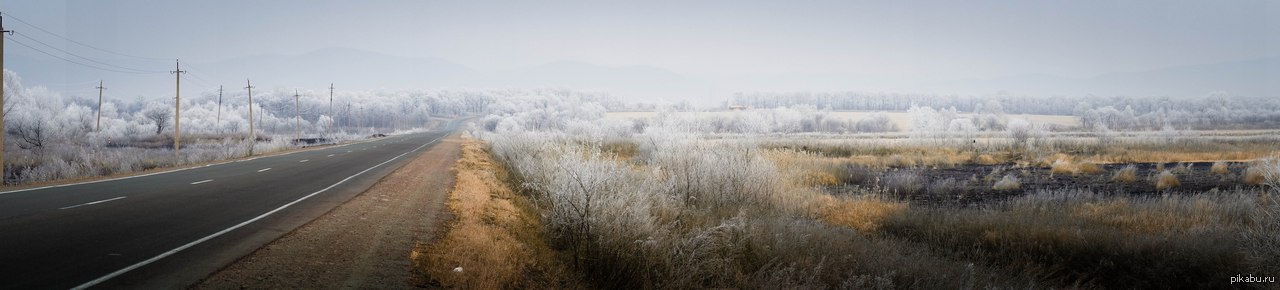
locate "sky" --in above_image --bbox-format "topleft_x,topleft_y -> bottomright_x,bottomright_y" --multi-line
1,0 -> 1277,100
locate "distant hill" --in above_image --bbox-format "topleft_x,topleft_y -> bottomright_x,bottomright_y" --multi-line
7,47 -> 708,101
924,57 -> 1280,97
6,47 -> 474,99
480,61 -> 709,101
7,46 -> 1275,100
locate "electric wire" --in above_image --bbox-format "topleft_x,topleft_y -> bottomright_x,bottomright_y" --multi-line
2,12 -> 170,61
6,36 -> 163,75
13,32 -> 165,73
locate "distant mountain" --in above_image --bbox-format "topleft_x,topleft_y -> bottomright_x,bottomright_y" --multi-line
10,46 -> 1274,101
8,47 -> 710,101
481,61 -> 709,101
7,47 -> 475,99
924,57 -> 1280,97
192,47 -> 474,92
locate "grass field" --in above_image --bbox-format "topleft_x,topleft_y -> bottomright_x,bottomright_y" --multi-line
464,124 -> 1280,288
452,106 -> 1280,289
607,110 -> 1080,130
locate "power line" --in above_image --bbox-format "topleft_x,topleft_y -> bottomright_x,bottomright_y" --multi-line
182,70 -> 219,87
13,32 -> 164,73
5,36 -> 163,75
33,79 -> 101,88
1,12 -> 169,61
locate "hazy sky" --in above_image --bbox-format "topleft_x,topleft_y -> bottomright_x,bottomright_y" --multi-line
1,0 -> 1277,96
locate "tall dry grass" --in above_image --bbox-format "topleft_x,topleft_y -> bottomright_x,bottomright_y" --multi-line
482,131 -> 1040,289
879,189 -> 1269,289
1155,170 -> 1181,190
1112,165 -> 1138,183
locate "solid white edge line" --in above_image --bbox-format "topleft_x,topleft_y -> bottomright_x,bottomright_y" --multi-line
190,180 -> 213,185
71,133 -> 445,290
59,196 -> 128,210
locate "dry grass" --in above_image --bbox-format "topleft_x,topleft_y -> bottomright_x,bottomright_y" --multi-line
1112,165 -> 1138,183
1154,170 -> 1181,190
1211,161 -> 1229,175
819,196 -> 909,232
879,189 -> 1264,289
416,136 -> 578,289
992,174 -> 1021,191
599,139 -> 639,161
1049,159 -> 1075,175
1077,162 -> 1104,175
1244,163 -> 1268,185
975,154 -> 1000,165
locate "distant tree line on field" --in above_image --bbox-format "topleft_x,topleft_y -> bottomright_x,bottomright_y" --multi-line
731,91 -> 1280,130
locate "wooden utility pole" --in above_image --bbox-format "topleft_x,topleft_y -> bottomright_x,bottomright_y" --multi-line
245,79 -> 255,155
294,89 -> 301,144
171,60 -> 186,163
1,13 -> 11,183
216,85 -> 222,132
95,80 -> 105,131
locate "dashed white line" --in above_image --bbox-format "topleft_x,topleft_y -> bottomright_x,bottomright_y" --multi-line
190,179 -> 213,185
72,134 -> 447,290
59,196 -> 127,210
258,168 -> 272,172
300,160 -> 309,163
327,154 -> 334,157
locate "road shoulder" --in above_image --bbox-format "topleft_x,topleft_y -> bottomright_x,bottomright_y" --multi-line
193,133 -> 462,289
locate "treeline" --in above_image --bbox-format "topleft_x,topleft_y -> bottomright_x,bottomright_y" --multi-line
0,70 -> 604,184
732,91 -> 1280,130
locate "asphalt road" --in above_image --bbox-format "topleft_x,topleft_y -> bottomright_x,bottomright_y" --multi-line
0,124 -> 457,289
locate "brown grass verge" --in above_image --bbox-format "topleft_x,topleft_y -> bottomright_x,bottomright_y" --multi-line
413,135 -> 580,289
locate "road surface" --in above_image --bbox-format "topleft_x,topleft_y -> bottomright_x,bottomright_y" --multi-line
0,125 -> 457,289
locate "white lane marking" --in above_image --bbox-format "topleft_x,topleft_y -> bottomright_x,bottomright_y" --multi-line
0,132 -> 386,195
300,160 -> 309,163
327,154 -> 334,157
258,168 -> 272,172
347,150 -> 352,153
73,134 -> 446,290
59,196 -> 128,210
190,179 -> 213,185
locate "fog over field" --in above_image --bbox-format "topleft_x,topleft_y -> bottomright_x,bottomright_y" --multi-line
1,1 -> 1278,289
3,1 -> 1277,101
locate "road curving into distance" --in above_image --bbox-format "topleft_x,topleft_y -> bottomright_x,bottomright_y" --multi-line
0,120 -> 462,289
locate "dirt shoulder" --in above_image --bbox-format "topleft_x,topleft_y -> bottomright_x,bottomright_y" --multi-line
192,133 -> 463,289
412,134 -> 579,289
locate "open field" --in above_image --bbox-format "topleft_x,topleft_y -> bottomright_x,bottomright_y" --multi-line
452,99 -> 1280,289
607,110 -> 1080,130
468,128 -> 1279,289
